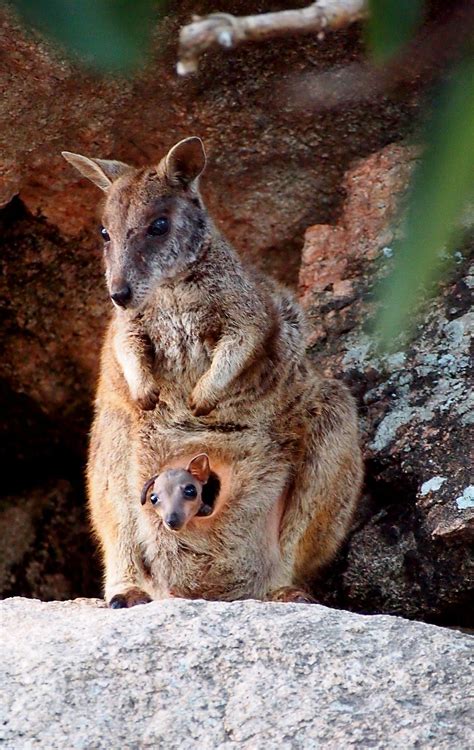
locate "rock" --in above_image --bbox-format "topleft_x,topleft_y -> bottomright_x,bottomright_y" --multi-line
300,144 -> 473,625
1,598 -> 473,749
0,480 -> 99,601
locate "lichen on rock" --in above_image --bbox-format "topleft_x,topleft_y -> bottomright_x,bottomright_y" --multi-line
301,144 -> 473,625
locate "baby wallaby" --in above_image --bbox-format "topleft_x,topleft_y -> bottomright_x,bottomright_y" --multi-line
140,453 -> 212,532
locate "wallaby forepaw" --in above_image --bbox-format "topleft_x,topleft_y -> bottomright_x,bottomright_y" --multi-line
135,386 -> 160,411
189,392 -> 216,417
108,588 -> 152,608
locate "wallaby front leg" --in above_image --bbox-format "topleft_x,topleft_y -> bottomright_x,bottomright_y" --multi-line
114,326 -> 160,410
189,328 -> 261,416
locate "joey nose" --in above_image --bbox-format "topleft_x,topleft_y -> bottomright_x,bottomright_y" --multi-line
110,285 -> 132,308
165,513 -> 182,530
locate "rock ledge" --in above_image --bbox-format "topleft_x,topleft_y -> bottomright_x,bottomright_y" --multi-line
1,597 -> 472,749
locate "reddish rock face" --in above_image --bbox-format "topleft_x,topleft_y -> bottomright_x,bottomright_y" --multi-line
299,144 -> 418,348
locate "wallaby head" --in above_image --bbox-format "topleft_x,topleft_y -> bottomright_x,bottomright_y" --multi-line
140,453 -> 212,532
62,137 -> 209,309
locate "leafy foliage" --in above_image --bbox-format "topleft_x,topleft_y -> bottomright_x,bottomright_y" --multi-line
376,57 -> 474,344
367,0 -> 425,62
8,0 -> 164,73
367,2 -> 474,346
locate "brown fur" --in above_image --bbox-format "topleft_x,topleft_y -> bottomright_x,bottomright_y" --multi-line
62,138 -> 363,607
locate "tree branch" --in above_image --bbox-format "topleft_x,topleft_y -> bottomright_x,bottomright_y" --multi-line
177,0 -> 368,75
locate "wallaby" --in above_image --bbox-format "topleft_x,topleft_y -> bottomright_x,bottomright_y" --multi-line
140,453 -> 213,531
62,137 -> 363,608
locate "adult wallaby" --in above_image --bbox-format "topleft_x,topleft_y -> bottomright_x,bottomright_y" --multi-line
63,137 -> 363,608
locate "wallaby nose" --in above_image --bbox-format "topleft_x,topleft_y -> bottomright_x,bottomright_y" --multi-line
110,285 -> 132,308
165,513 -> 182,531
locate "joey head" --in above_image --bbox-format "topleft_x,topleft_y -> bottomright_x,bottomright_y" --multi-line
141,454 -> 213,532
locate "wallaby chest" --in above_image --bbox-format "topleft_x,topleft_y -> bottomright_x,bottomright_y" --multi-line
146,298 -> 222,377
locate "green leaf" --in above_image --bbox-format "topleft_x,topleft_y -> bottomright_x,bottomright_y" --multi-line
9,0 -> 165,73
376,57 -> 474,347
367,0 -> 425,62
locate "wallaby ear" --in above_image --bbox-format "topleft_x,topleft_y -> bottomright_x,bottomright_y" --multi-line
62,151 -> 131,191
186,453 -> 210,485
164,137 -> 206,187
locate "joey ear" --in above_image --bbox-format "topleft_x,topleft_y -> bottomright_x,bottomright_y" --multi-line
164,137 -> 206,187
62,151 -> 132,191
140,475 -> 159,505
186,453 -> 210,485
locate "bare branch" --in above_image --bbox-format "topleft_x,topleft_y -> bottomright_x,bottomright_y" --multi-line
177,0 -> 368,76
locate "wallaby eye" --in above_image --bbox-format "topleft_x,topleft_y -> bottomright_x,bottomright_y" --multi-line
183,484 -> 197,498
100,225 -> 110,242
147,217 -> 169,237
150,493 -> 160,505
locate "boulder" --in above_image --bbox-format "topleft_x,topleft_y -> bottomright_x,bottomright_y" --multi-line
1,597 -> 473,749
300,144 -> 473,625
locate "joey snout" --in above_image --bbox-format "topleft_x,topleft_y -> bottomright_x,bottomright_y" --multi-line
163,511 -> 185,531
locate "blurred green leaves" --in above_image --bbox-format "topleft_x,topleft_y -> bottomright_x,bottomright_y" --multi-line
366,1 -> 474,347
376,58 -> 474,345
367,0 -> 424,63
8,0 -> 164,73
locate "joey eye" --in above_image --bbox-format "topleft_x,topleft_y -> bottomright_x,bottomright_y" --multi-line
183,484 -> 197,498
100,226 -> 110,242
147,217 -> 169,237
150,493 -> 160,505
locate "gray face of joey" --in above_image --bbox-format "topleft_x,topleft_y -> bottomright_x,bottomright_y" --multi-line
62,137 -> 209,311
140,453 -> 211,532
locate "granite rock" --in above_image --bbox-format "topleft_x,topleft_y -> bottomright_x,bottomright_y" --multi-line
300,144 -> 473,624
1,597 -> 473,749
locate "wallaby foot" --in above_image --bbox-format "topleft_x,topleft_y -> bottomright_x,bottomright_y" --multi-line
108,587 -> 152,609
267,586 -> 316,604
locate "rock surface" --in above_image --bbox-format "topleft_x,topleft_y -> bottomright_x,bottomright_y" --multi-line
1,597 -> 473,749
301,144 -> 473,625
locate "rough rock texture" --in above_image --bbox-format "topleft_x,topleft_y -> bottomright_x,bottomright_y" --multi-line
1,598 -> 473,749
0,480 -> 97,601
301,144 -> 473,625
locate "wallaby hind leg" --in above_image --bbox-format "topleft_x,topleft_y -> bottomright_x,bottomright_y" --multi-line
276,378 -> 363,594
